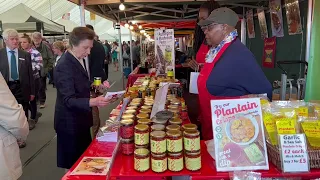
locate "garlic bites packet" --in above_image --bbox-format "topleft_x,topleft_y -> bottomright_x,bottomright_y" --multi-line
211,98 -> 269,171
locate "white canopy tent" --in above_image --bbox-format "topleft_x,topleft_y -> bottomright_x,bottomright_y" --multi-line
0,4 -> 64,34
55,19 -> 78,33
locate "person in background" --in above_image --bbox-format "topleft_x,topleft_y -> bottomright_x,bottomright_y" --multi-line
132,40 -> 140,69
0,72 -> 29,180
0,29 -> 35,131
111,42 -> 119,71
32,32 -> 54,109
123,43 -> 130,67
54,27 -> 110,170
52,41 -> 65,87
102,40 -> 109,76
189,0 -> 220,69
85,24 -> 109,138
197,8 -> 272,140
20,33 -> 43,131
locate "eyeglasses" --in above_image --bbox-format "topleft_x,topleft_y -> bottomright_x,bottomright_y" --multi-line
201,23 -> 219,32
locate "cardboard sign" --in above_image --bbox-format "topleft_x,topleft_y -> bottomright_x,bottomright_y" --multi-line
279,134 -> 309,173
150,84 -> 169,118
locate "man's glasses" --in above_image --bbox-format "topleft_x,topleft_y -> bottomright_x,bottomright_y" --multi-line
201,23 -> 219,32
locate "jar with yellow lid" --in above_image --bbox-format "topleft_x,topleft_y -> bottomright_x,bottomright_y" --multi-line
130,101 -> 141,106
182,124 -> 198,131
151,124 -> 166,131
141,105 -> 152,110
132,98 -> 142,102
184,130 -> 200,152
134,148 -> 150,172
140,109 -> 151,114
168,152 -> 184,172
151,153 -> 167,173
167,105 -> 180,110
124,109 -> 137,115
150,88 -> 156,97
135,144 -> 149,149
166,130 -> 183,153
137,118 -> 152,126
169,118 -> 182,125
166,124 -> 181,131
135,124 -> 149,146
168,109 -> 180,117
127,106 -> 138,110
120,119 -> 134,139
144,101 -> 154,106
170,100 -> 181,106
137,113 -> 149,119
122,114 -> 135,120
150,131 -> 166,154
185,151 -> 201,171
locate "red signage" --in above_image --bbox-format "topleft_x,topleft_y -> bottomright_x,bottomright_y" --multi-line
262,37 -> 277,68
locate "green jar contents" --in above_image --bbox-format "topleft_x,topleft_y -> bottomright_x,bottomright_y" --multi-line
185,151 -> 201,171
168,152 -> 184,172
134,124 -> 149,146
151,124 -> 166,131
151,153 -> 167,173
150,131 -> 166,154
166,130 -> 183,153
134,148 -> 150,172
183,130 -> 201,152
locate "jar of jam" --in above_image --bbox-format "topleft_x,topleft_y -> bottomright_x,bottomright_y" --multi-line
166,124 -> 181,131
182,124 -> 198,131
120,119 -> 134,139
144,101 -> 154,106
140,109 -> 151,114
168,152 -> 184,172
185,151 -> 201,171
127,106 -> 138,111
151,153 -> 167,173
135,144 -> 149,149
122,114 -> 135,120
129,102 -> 141,107
180,106 -> 188,120
137,113 -> 149,119
168,109 -> 180,117
141,105 -> 152,110
169,118 -> 182,125
134,124 -> 149,146
166,130 -> 182,153
124,109 -> 137,115
151,124 -> 165,131
134,148 -> 150,172
150,131 -> 166,154
184,130 -> 200,152
167,105 -> 180,110
121,138 -> 134,155
138,118 -> 152,125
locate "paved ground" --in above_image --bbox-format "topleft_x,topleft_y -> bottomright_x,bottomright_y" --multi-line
19,66 -> 126,180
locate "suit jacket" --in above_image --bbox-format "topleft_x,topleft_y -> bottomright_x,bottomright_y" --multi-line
54,51 -> 93,134
89,40 -> 108,81
0,48 -> 35,101
0,73 -> 29,180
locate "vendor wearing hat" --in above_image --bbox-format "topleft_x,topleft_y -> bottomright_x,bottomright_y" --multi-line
197,8 -> 272,140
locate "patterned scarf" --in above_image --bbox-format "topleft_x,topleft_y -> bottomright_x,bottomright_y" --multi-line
205,30 -> 238,63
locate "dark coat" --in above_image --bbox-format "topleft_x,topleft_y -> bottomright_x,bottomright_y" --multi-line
89,40 -> 108,81
0,48 -> 35,101
54,51 -> 93,134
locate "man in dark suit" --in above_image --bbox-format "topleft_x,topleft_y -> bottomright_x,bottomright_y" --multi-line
85,24 -> 109,137
0,29 -> 35,130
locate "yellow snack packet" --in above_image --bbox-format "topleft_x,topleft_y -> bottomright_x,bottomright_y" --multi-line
299,117 -> 320,148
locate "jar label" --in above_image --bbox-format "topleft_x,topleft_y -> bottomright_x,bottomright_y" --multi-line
151,158 -> 167,172
135,132 -> 149,145
168,157 -> 183,171
151,139 -> 166,153
134,157 -> 150,172
184,137 -> 200,151
185,156 -> 201,171
167,138 -> 182,152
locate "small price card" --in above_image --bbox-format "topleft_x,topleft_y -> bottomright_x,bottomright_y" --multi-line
279,134 -> 309,173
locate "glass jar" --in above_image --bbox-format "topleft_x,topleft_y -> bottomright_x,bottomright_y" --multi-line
168,109 -> 180,117
151,124 -> 166,131
167,105 -> 180,110
122,114 -> 135,120
120,119 -> 134,139
127,106 -> 138,111
182,124 -> 198,131
129,102 -> 141,107
166,124 -> 181,131
134,148 -> 150,172
124,109 -> 137,115
140,109 -> 151,115
166,130 -> 182,153
151,153 -> 167,173
121,138 -> 134,155
138,118 -> 152,126
144,101 -> 154,106
150,88 -> 156,97
169,118 -> 182,125
168,152 -> 184,172
137,113 -> 149,119
141,105 -> 152,110
135,144 -> 149,149
180,106 -> 188,120
134,124 -> 149,146
150,131 -> 166,154
184,130 -> 200,152
185,151 -> 201,171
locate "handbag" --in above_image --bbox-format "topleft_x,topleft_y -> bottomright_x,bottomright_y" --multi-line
189,65 -> 200,94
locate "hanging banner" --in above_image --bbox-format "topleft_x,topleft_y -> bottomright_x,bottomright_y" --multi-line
246,10 -> 255,39
262,37 -> 276,68
257,8 -> 268,39
62,13 -> 70,20
154,29 -> 175,76
269,0 -> 284,37
90,12 -> 96,21
285,0 -> 302,35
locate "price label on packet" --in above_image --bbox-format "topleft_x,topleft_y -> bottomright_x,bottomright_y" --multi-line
279,134 -> 309,173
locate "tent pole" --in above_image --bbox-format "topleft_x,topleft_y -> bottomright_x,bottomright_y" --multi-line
118,24 -> 124,89
241,7 -> 246,45
129,31 -> 133,72
80,0 -> 86,27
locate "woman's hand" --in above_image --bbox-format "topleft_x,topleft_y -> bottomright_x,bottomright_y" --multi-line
90,96 -> 110,108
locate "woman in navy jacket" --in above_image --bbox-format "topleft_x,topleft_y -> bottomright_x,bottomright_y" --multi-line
54,27 -> 110,169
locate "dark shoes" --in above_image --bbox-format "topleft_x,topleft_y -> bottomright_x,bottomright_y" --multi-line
35,112 -> 42,124
28,119 -> 36,130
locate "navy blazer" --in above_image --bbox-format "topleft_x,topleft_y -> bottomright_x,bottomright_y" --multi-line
54,51 -> 93,134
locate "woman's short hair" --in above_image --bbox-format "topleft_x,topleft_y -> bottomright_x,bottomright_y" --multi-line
21,33 -> 32,43
69,27 -> 95,47
53,41 -> 65,52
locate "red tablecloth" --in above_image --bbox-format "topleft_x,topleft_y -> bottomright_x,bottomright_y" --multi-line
126,74 -> 148,88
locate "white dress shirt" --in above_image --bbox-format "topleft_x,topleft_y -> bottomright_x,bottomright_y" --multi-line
6,47 -> 19,81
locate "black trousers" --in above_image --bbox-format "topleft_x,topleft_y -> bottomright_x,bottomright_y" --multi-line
104,63 -> 109,80
29,78 -> 40,119
49,69 -> 54,84
8,81 -> 29,118
39,76 -> 47,104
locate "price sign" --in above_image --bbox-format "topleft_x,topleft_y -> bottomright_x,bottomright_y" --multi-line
279,134 -> 309,173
